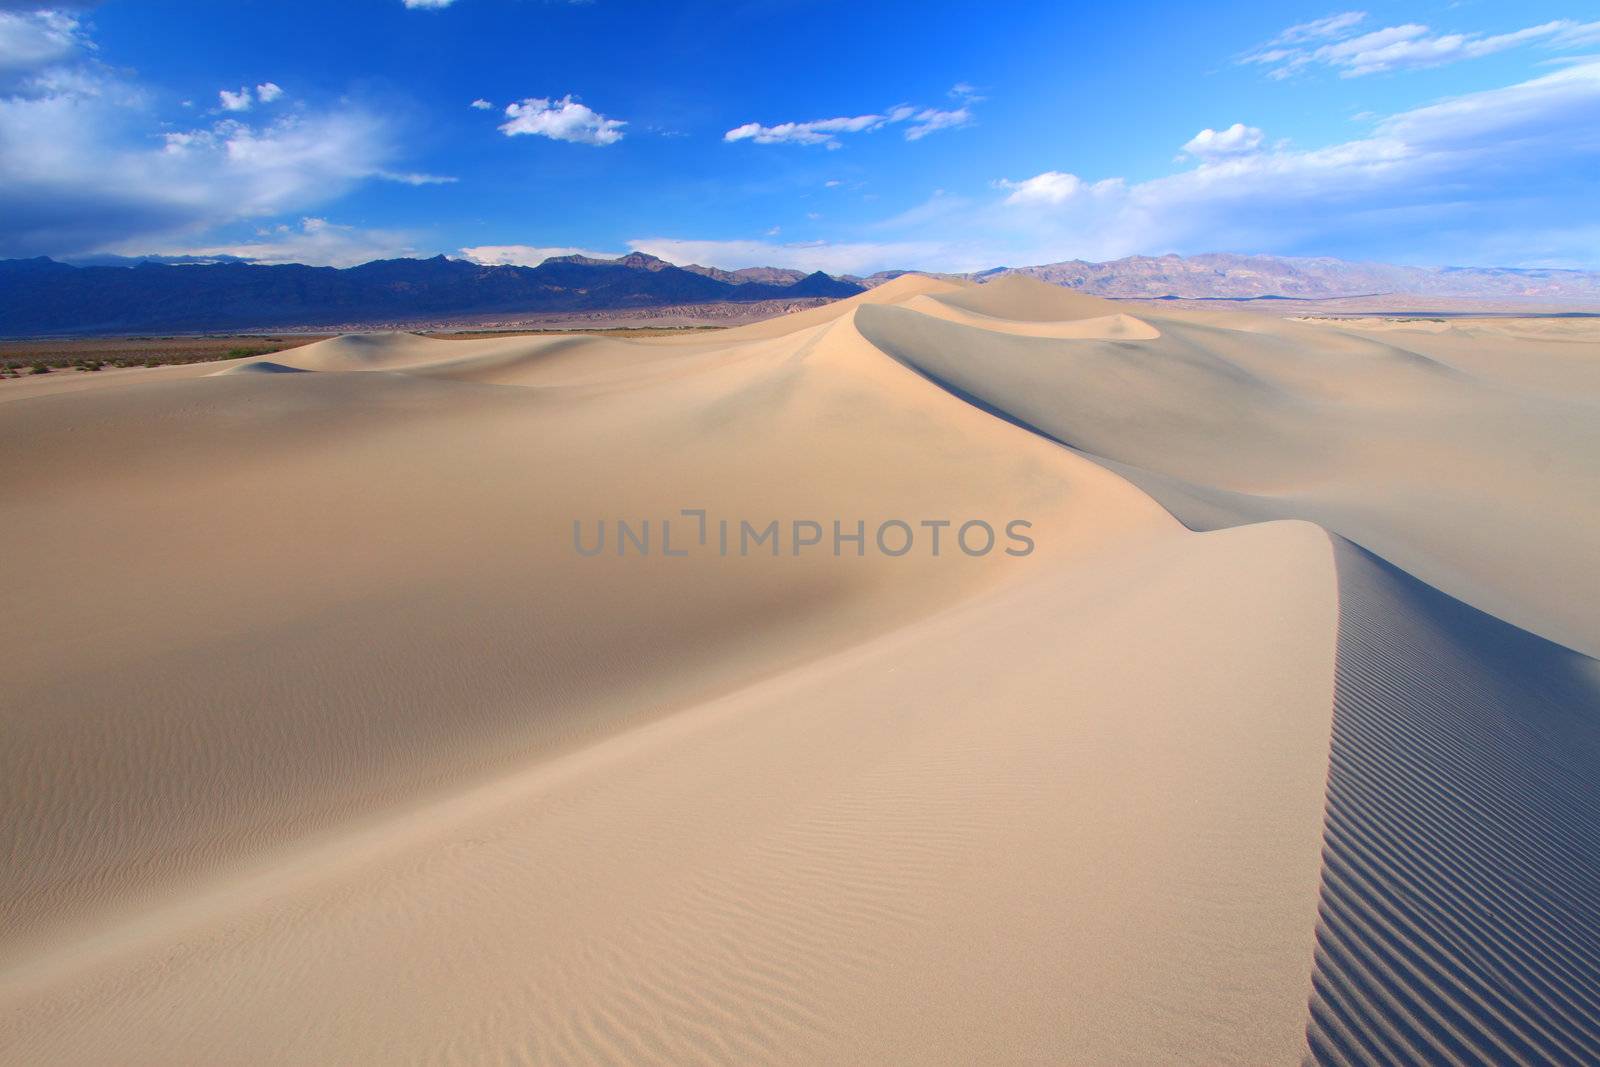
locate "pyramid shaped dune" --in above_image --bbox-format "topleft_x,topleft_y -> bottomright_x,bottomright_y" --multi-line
2,275 -> 1598,1063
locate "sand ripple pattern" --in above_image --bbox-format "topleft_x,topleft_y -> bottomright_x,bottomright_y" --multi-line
1307,541 -> 1600,1066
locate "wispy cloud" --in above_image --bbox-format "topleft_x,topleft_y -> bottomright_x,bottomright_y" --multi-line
402,0 -> 457,9
725,85 -> 979,148
469,98 -> 492,110
628,236 -> 954,275
0,20 -> 437,259
724,113 -> 884,148
0,8 -> 88,74
139,216 -> 422,267
988,60 -> 1600,265
377,170 -> 457,185
902,105 -> 973,141
1242,13 -> 1600,78
498,95 -> 625,145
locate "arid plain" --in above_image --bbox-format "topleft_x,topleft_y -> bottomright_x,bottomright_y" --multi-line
3,276 -> 1598,1064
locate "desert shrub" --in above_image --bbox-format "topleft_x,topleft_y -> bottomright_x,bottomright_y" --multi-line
30,362 -> 50,375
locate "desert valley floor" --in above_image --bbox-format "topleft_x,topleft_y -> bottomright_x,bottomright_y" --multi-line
3,276 -> 1599,1064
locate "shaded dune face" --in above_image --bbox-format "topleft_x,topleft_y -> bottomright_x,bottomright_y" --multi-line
3,273 -> 1599,1064
1309,542 -> 1600,1067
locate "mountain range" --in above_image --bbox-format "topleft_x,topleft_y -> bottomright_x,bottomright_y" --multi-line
0,253 -> 860,336
972,253 -> 1600,303
3,251 -> 1598,336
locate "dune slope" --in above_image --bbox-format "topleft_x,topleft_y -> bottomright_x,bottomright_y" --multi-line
853,287 -> 1600,657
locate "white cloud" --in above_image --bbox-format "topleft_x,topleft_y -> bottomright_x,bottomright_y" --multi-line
904,105 -> 972,141
0,58 -> 426,257
1328,22 -> 1567,77
1555,23 -> 1600,49
140,217 -> 422,267
1244,14 -> 1600,78
218,86 -> 252,112
994,171 -> 1121,207
499,95 -> 625,145
470,98 -> 492,110
0,9 -> 86,74
726,91 -> 979,148
0,13 -> 445,260
402,0 -> 457,8
1180,123 -> 1266,160
377,170 -> 457,185
1272,11 -> 1367,46
987,60 -> 1600,266
458,244 -> 621,266
724,113 -> 884,148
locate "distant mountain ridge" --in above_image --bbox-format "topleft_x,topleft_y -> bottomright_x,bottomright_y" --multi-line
0,252 -> 862,335
4,250 -> 1598,336
969,253 -> 1600,303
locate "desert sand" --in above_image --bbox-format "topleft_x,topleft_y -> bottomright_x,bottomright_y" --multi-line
2,276 -> 1597,1063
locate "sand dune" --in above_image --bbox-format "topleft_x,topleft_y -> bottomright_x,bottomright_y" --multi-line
855,278 -> 1600,656
2,275 -> 1597,1064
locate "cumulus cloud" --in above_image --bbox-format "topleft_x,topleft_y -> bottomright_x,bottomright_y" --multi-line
1243,13 -> 1600,78
217,81 -> 284,111
499,95 -> 625,145
993,172 -> 1124,207
470,98 -> 492,110
402,0 -> 457,8
458,243 -> 622,266
726,89 -> 978,148
1180,123 -> 1266,160
987,60 -> 1600,266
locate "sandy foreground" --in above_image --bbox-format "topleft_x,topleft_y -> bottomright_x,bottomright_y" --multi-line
2,277 -> 1598,1064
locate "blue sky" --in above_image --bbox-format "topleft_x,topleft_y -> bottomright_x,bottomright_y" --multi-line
2,0 -> 1598,272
